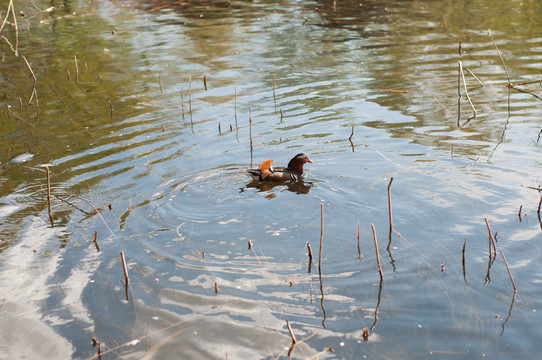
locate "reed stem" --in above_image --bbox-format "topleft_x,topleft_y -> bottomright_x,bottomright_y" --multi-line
500,250 -> 517,293
74,55 -> 79,83
318,203 -> 324,274
286,320 -> 297,344
371,223 -> 384,280
93,230 -> 100,252
45,165 -> 53,227
120,251 -> 130,284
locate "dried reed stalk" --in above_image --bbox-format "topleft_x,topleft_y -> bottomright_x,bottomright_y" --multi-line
371,223 -> 384,280
484,218 -> 497,259
318,203 -> 324,274
45,165 -> 53,227
74,55 -> 79,83
500,250 -> 517,293
120,251 -> 130,284
93,230 -> 100,252
286,320 -> 297,344
459,60 -> 477,118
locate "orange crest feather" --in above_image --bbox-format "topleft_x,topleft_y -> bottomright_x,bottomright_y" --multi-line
258,159 -> 274,179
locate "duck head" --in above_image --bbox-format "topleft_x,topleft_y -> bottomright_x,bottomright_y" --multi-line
287,153 -> 314,177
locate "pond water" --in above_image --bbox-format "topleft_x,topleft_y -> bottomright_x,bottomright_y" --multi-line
1,0 -> 542,358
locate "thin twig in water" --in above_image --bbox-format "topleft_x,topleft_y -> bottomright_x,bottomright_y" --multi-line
180,86 -> 185,118
306,241 -> 313,261
514,79 -> 542,86
273,72 -> 276,103
249,103 -> 253,151
74,55 -> 79,83
189,73 -> 192,114
489,29 -> 511,113
92,230 -> 100,252
76,196 -> 116,237
23,55 -> 38,119
0,1 -> 18,56
500,250 -> 517,293
45,166 -> 54,227
159,70 -> 163,94
387,177 -> 394,246
457,62 -> 461,126
459,61 -> 477,119
286,320 -> 297,344
489,29 -> 511,86
462,238 -> 467,283
120,251 -> 130,284
485,218 -> 497,259
22,55 -> 36,84
466,68 -> 484,86
318,203 -> 324,275
307,241 -> 313,273
371,223 -> 384,280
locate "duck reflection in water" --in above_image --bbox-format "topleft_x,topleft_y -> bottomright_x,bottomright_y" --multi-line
241,178 -> 313,196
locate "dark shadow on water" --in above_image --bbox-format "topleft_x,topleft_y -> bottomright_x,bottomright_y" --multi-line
240,180 -> 313,195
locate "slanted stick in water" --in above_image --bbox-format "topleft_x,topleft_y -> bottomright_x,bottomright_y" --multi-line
371,223 -> 384,280
286,320 -> 297,344
500,250 -> 517,293
488,29 -> 511,87
485,218 -> 497,259
120,251 -> 130,284
459,61 -> 477,119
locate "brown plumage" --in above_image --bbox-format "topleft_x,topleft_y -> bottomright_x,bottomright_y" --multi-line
245,153 -> 314,182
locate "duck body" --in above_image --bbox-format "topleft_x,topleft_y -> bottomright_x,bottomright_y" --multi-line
245,153 -> 314,182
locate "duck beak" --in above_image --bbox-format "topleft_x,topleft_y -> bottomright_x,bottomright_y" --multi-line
308,159 -> 314,163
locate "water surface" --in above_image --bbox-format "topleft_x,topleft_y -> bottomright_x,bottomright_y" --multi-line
1,0 -> 542,359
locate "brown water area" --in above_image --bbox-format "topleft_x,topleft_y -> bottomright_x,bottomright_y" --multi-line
1,0 -> 542,358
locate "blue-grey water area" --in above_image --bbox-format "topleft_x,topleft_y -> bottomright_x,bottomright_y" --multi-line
1,0 -> 542,358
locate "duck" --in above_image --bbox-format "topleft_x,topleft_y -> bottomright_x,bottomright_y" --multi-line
244,153 -> 314,182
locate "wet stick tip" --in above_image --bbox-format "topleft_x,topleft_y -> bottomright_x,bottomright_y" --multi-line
120,251 -> 129,284
93,230 -> 100,252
